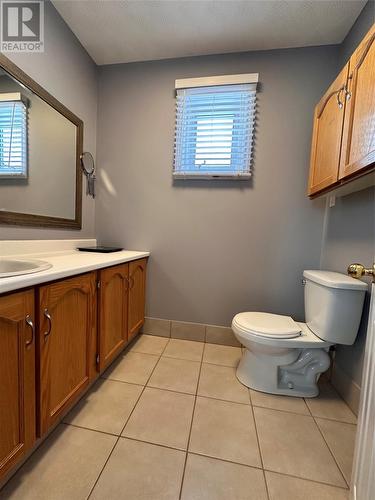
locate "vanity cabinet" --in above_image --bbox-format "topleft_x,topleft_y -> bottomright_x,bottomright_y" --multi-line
97,258 -> 147,370
128,258 -> 147,341
38,272 -> 97,435
308,23 -> 375,196
0,290 -> 35,478
0,256 -> 147,481
98,264 -> 129,371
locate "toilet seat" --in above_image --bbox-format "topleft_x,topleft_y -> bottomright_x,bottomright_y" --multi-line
232,312 -> 302,339
232,314 -> 331,349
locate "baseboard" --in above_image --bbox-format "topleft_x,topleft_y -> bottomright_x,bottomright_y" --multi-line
142,317 -> 241,347
331,362 -> 361,416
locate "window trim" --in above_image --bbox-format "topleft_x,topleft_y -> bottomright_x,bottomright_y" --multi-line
173,75 -> 257,180
175,73 -> 258,89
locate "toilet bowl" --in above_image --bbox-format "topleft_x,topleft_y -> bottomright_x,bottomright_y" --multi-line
232,270 -> 367,398
232,313 -> 331,397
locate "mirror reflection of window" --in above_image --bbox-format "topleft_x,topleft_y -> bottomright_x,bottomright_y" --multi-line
0,92 -> 28,179
0,63 -> 80,225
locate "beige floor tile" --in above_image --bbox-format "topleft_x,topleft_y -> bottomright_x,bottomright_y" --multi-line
254,407 -> 346,487
102,351 -> 159,385
90,438 -> 185,500
123,387 -> 195,449
316,418 -> 357,484
190,397 -> 261,467
64,379 -> 142,435
198,363 -> 250,404
305,384 -> 357,424
0,425 -> 116,500
181,454 -> 268,500
148,357 -> 200,394
265,471 -> 349,500
203,343 -> 242,367
129,334 -> 169,355
250,389 -> 310,415
163,338 -> 204,361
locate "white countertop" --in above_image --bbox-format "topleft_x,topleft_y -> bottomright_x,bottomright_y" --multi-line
0,240 -> 150,294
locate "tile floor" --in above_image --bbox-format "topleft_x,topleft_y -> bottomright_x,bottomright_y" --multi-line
0,335 -> 356,500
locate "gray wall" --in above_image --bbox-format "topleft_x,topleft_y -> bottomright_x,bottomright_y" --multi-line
321,188 -> 374,387
320,0 -> 375,388
96,45 -> 340,326
0,0 -> 97,239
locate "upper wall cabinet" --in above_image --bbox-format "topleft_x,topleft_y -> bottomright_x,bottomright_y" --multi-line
308,24 -> 375,197
308,64 -> 349,195
339,25 -> 375,179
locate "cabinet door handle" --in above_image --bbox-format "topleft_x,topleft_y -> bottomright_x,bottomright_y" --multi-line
25,315 -> 34,346
336,87 -> 344,109
124,276 -> 130,289
44,308 -> 52,339
344,85 -> 352,101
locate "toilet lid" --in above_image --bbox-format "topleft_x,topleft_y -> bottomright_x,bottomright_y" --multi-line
233,312 -> 302,339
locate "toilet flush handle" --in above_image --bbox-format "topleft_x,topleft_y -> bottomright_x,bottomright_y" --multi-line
347,263 -> 375,282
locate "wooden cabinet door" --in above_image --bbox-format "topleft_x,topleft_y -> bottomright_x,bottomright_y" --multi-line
128,258 -> 147,340
339,24 -> 375,179
98,264 -> 129,372
308,63 -> 349,195
0,290 -> 35,480
38,273 -> 96,435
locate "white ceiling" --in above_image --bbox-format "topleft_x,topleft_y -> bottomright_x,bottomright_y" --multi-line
52,0 -> 367,66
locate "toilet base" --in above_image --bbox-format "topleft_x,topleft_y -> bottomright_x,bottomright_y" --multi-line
236,347 -> 330,398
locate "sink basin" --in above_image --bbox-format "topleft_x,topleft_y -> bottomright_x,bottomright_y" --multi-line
0,258 -> 52,278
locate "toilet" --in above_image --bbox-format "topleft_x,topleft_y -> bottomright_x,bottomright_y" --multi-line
232,270 -> 367,397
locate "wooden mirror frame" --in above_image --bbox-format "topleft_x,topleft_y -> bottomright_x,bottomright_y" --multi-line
0,54 -> 83,229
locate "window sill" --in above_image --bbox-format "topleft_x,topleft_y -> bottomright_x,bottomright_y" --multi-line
173,173 -> 252,180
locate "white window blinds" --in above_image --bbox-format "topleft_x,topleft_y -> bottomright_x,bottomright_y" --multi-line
0,98 -> 27,178
174,82 -> 256,178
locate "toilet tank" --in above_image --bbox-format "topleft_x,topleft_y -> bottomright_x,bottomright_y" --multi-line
303,270 -> 367,345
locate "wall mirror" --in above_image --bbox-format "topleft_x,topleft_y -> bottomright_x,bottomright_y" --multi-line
0,54 -> 83,229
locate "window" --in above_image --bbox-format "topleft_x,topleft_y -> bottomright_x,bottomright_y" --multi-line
0,93 -> 28,178
174,75 -> 257,178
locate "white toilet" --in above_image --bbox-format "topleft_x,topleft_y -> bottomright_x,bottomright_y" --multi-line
232,270 -> 367,397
